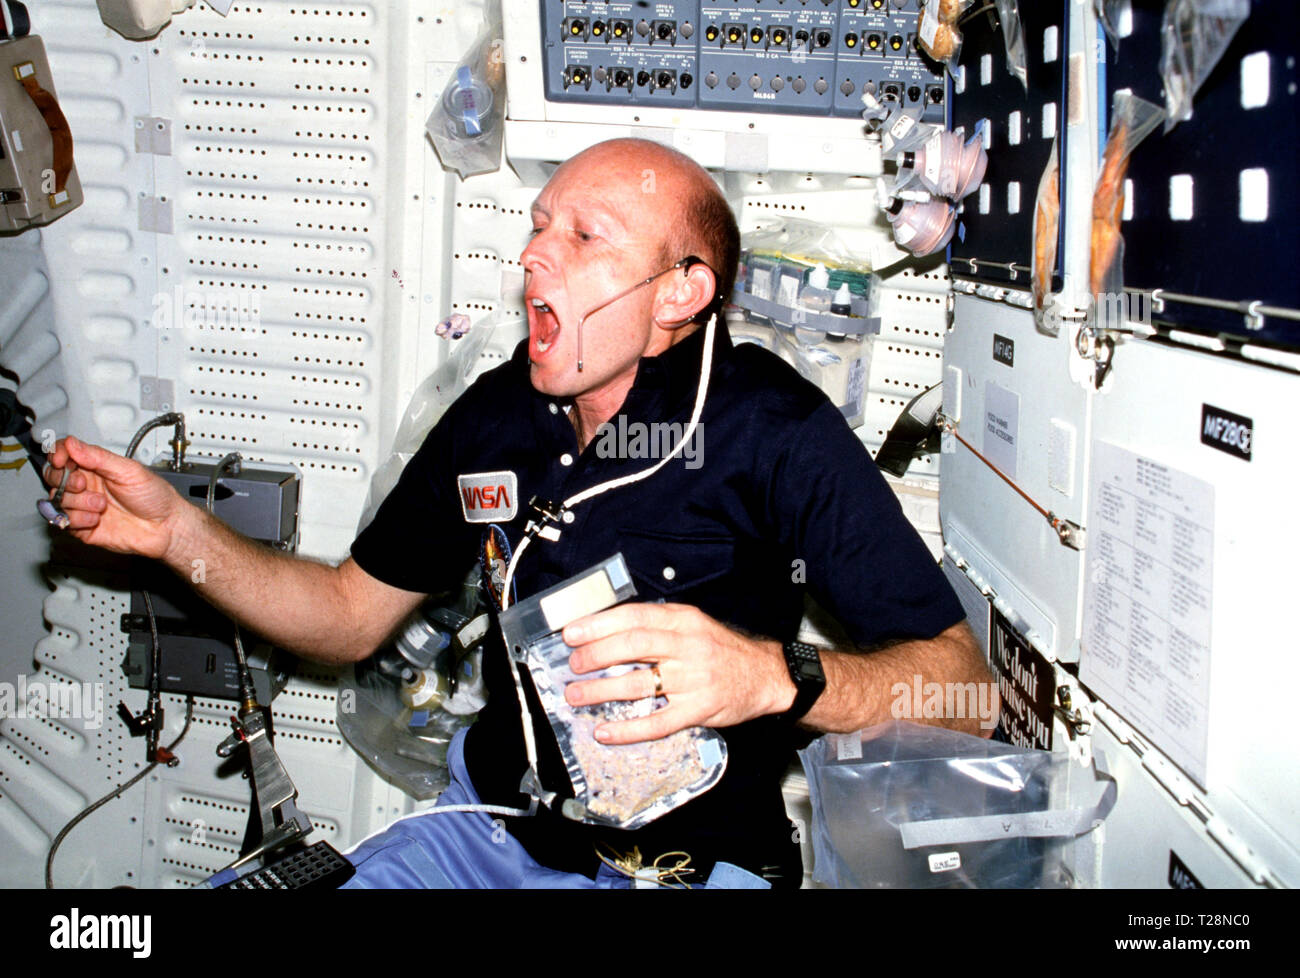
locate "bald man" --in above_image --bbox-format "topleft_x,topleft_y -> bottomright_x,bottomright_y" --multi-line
44,139 -> 988,888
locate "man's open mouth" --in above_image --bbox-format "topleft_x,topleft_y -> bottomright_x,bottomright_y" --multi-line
531,296 -> 561,354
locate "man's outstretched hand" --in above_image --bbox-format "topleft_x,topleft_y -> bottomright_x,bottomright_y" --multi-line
42,436 -> 186,560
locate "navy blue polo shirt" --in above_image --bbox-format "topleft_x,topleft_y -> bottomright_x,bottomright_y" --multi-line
351,322 -> 964,885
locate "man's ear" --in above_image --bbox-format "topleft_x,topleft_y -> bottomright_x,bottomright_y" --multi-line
652,263 -> 717,328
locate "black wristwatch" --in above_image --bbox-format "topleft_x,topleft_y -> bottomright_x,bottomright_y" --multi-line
780,640 -> 826,723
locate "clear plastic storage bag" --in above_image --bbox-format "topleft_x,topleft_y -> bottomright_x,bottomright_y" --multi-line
425,2 -> 507,178
1032,136 -> 1061,333
1090,92 -> 1164,298
1161,0 -> 1250,130
918,0 -> 972,76
335,656 -> 476,801
356,314 -> 498,535
799,721 -> 1116,888
995,0 -> 1029,92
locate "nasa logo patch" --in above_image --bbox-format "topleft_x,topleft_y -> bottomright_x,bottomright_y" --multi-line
458,470 -> 518,523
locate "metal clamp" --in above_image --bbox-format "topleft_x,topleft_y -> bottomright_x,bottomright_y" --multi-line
1054,688 -> 1092,740
1050,514 -> 1086,551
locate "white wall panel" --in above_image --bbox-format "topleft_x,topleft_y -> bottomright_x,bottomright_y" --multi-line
940,294 -> 1090,661
1083,339 -> 1300,887
0,0 -> 476,888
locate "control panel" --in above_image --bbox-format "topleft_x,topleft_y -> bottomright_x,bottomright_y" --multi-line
540,0 -> 944,121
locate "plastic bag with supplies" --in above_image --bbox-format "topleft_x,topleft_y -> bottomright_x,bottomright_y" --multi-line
1095,0 -> 1131,52
1032,136 -> 1061,334
917,0 -> 972,76
426,2 -> 507,178
1090,92 -> 1164,299
799,721 -> 1117,889
1160,0 -> 1251,131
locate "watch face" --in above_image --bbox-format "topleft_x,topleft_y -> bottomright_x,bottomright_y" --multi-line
797,661 -> 822,680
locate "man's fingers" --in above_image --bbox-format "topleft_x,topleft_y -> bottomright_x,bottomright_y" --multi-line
64,435 -> 134,480
567,626 -> 682,674
46,469 -> 89,495
593,703 -> 692,745
43,458 -> 70,489
58,503 -> 106,532
59,490 -> 107,513
563,602 -> 692,648
565,665 -> 660,708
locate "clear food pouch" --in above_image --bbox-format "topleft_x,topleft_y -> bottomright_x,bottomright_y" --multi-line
1095,0 -> 1131,53
799,721 -> 1117,889
1032,136 -> 1061,334
994,0 -> 1029,92
918,0 -> 968,76
498,554 -> 728,830
1161,0 -> 1250,131
1090,92 -> 1164,298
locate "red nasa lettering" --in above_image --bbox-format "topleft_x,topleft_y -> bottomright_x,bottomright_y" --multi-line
461,483 -> 511,511
457,471 -> 519,522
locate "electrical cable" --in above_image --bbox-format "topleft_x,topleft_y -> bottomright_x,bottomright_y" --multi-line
593,842 -> 696,888
943,419 -> 1079,544
45,696 -> 194,888
125,412 -> 184,463
205,452 -> 258,707
946,424 -> 1052,521
340,801 -> 534,857
142,589 -> 163,761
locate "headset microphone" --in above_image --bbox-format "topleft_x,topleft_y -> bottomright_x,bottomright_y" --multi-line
575,255 -> 704,371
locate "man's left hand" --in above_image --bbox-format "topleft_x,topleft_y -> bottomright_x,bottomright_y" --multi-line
561,602 -> 793,744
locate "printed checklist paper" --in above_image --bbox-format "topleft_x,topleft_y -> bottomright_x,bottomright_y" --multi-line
1081,441 -> 1215,786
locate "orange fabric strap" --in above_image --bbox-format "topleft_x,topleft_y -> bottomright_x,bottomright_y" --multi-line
14,64 -> 73,197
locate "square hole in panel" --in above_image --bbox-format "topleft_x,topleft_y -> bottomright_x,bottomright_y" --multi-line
1169,174 -> 1194,221
1122,179 -> 1134,222
980,53 -> 993,86
1008,110 -> 1022,145
979,183 -> 991,214
1241,52 -> 1270,109
1041,102 -> 1057,139
978,118 -> 992,150
1240,168 -> 1269,222
1007,181 -> 1021,215
1043,26 -> 1059,64
955,64 -> 966,94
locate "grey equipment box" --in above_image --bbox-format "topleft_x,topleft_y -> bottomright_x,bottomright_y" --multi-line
122,459 -> 300,702
153,458 -> 301,549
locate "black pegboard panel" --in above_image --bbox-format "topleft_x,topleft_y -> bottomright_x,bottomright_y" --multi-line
949,1 -> 1068,288
1105,0 -> 1300,348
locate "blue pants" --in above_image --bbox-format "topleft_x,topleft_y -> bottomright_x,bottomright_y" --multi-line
342,728 -> 768,889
